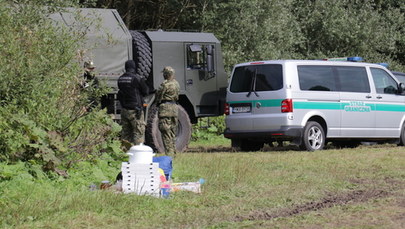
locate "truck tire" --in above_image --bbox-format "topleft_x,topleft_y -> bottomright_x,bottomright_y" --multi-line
299,121 -> 325,151
129,30 -> 152,79
145,104 -> 192,153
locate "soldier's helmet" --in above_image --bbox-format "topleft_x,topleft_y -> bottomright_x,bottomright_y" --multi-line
84,61 -> 95,69
162,66 -> 175,78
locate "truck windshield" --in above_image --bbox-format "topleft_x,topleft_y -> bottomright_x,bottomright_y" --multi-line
230,64 -> 283,93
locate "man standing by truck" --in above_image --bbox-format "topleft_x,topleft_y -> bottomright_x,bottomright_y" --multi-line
155,66 -> 180,155
117,60 -> 149,146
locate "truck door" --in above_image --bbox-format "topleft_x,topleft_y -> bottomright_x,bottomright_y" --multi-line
184,43 -> 218,116
369,68 -> 405,137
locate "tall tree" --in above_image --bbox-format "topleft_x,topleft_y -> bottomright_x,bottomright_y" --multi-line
96,0 -> 200,30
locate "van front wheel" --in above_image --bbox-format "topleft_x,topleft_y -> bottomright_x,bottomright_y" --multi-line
300,121 -> 325,151
398,123 -> 405,146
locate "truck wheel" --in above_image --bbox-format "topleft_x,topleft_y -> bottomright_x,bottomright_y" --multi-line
299,121 -> 325,151
129,30 -> 152,79
145,104 -> 192,153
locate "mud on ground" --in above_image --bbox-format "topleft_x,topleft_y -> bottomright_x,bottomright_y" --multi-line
235,177 -> 405,226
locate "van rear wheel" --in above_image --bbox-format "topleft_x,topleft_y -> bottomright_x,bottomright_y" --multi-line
300,121 -> 325,151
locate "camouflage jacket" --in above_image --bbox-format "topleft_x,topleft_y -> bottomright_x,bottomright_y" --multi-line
156,79 -> 180,117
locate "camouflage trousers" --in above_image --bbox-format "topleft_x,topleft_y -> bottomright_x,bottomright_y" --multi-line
121,108 -> 145,145
158,116 -> 178,155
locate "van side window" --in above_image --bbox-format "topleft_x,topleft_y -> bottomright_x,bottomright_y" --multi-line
298,66 -> 370,93
336,66 -> 370,93
230,65 -> 282,92
298,66 -> 336,91
370,68 -> 398,94
255,65 -> 283,91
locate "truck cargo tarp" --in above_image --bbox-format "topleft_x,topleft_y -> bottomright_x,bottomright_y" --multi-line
49,8 -> 132,79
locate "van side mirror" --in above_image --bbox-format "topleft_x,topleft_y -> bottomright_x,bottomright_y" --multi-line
398,83 -> 405,94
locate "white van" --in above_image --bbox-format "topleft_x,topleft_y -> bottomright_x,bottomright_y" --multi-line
224,59 -> 405,151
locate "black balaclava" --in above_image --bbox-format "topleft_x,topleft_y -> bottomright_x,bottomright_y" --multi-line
125,60 -> 136,73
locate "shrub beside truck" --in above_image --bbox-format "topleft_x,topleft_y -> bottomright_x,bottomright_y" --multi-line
50,8 -> 227,152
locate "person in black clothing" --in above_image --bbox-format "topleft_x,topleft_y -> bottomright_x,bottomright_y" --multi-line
117,60 -> 149,145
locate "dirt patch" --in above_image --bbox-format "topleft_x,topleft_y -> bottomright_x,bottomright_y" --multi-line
236,178 -> 405,222
236,189 -> 389,221
186,143 -> 298,153
186,146 -> 233,153
397,197 -> 405,208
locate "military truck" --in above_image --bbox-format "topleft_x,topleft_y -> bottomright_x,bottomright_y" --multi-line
50,8 -> 227,152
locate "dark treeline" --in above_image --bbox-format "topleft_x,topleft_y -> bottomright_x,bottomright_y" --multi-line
81,0 -> 405,72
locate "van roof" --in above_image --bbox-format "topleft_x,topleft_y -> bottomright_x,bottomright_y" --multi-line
234,60 -> 386,69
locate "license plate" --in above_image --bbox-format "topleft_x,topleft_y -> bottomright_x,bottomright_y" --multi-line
232,106 -> 251,113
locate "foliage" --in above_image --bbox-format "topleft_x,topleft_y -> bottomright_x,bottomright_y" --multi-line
291,0 -> 405,70
0,0 -> 122,174
192,116 -> 225,141
95,0 -> 208,30
93,0 -> 405,72
202,0 -> 305,72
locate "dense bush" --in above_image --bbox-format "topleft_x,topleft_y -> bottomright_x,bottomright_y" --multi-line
0,0 -> 121,176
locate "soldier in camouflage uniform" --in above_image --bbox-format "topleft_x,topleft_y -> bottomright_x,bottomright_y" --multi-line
155,66 -> 180,155
117,60 -> 149,145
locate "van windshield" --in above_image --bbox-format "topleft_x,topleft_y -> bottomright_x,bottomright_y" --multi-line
392,71 -> 405,84
230,64 -> 283,93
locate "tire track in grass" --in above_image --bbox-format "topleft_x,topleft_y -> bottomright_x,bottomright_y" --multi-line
235,178 -> 404,221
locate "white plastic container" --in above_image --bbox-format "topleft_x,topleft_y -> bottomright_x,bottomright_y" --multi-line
126,143 -> 155,164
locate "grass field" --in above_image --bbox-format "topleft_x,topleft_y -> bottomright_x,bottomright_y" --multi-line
1,140 -> 404,228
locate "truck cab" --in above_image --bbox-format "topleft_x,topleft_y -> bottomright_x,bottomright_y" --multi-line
50,8 -> 228,153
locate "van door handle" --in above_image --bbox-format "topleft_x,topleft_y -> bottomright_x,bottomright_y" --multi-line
256,102 -> 261,108
376,96 -> 383,99
365,95 -> 372,98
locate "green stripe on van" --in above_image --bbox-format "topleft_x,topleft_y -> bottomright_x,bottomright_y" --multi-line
294,101 -> 341,110
228,99 -> 405,112
376,104 -> 405,112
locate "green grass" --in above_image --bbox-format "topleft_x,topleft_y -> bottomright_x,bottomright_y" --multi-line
189,134 -> 230,148
1,143 -> 404,228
